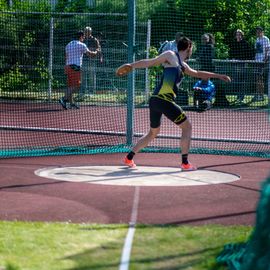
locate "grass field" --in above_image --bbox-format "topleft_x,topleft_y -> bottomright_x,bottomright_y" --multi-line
0,221 -> 252,270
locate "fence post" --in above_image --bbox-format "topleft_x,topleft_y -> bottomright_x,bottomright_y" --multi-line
126,0 -> 136,145
145,19 -> 151,103
48,16 -> 54,101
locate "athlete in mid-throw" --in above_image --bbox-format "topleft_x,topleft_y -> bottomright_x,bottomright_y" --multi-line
119,37 -> 231,170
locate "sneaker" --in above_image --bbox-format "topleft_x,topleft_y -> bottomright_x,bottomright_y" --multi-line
236,95 -> 244,103
70,103 -> 80,109
59,98 -> 68,109
181,163 -> 197,171
124,157 -> 136,168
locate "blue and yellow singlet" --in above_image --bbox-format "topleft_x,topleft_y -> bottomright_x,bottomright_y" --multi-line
152,52 -> 185,102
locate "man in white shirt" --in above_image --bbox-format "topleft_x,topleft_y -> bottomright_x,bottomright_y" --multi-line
252,26 -> 270,102
158,32 -> 184,54
59,31 -> 99,109
255,27 -> 270,62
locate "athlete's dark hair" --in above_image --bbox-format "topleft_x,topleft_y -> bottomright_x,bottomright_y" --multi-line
177,37 -> 192,51
75,31 -> 84,39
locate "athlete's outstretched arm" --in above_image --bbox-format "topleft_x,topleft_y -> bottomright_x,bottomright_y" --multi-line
128,51 -> 174,69
184,64 -> 231,82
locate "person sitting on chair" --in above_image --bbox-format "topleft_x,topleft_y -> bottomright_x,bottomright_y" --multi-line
193,79 -> 216,111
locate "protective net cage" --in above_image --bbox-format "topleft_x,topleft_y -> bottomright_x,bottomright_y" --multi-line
0,0 -> 269,158
216,175 -> 270,270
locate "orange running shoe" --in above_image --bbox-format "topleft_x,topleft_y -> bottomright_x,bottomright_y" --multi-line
124,157 -> 136,168
181,163 -> 197,171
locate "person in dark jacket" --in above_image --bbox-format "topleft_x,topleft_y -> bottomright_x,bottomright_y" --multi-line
198,33 -> 215,72
229,29 -> 254,103
230,29 -> 254,60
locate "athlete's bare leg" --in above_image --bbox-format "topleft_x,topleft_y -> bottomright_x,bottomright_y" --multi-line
178,118 -> 196,170
178,118 -> 192,155
132,127 -> 160,153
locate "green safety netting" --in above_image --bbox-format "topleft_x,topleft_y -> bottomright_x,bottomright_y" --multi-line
0,1 -> 269,159
217,175 -> 270,270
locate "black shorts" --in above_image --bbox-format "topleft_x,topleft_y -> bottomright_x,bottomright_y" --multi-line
69,64 -> 81,71
149,96 -> 187,128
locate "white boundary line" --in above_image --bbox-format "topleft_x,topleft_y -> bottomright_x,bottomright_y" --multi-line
119,186 -> 140,270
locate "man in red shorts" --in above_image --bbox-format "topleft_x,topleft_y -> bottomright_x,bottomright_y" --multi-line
59,31 -> 99,109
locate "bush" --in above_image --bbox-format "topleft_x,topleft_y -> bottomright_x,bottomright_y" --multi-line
0,64 -> 37,92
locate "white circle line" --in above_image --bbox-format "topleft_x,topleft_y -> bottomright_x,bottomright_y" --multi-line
35,166 -> 240,187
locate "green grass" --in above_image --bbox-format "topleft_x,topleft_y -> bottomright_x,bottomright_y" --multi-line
0,221 -> 127,270
0,221 -> 252,270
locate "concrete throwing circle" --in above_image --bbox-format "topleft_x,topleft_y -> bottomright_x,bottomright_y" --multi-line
35,166 -> 240,187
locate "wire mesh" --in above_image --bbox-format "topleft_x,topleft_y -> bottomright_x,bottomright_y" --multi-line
0,1 -> 269,158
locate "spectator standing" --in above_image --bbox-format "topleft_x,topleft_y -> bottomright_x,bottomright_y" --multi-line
252,26 -> 270,102
229,29 -> 254,103
79,26 -> 101,99
198,33 -> 229,107
59,31 -> 98,109
158,32 -> 184,54
197,33 -> 228,107
198,33 -> 215,72
230,29 -> 254,60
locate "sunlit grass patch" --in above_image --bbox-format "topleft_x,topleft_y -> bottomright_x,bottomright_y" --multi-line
0,221 -> 252,270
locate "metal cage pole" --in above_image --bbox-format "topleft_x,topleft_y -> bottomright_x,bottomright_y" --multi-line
48,17 -> 54,101
145,19 -> 151,103
126,0 -> 136,145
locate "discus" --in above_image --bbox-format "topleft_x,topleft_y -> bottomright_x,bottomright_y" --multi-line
115,64 -> 133,77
